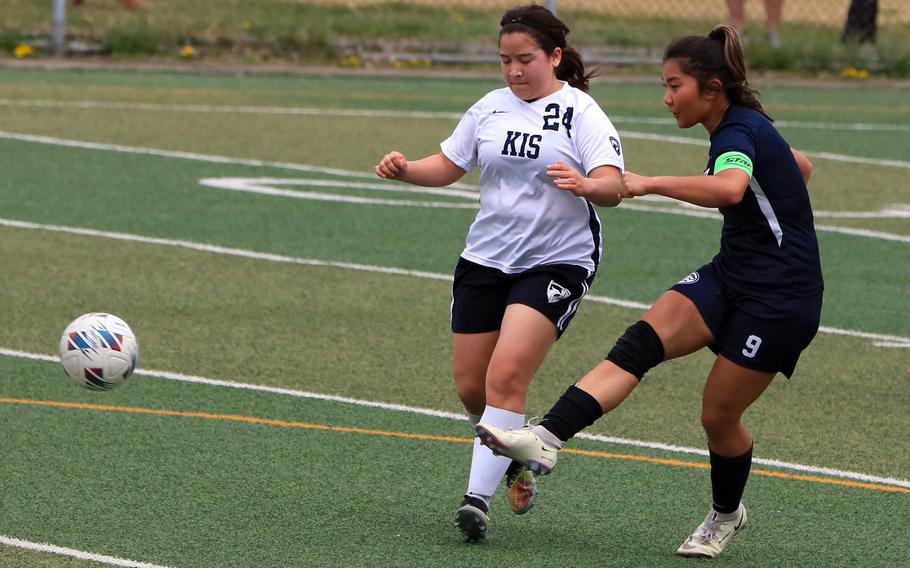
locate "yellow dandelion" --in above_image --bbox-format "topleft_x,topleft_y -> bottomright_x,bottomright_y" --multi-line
242,20 -> 252,30
14,44 -> 33,58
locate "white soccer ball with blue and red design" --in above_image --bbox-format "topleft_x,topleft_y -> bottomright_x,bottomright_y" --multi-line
58,313 -> 139,390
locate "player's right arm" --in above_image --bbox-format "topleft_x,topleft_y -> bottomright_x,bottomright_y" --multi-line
374,151 -> 466,187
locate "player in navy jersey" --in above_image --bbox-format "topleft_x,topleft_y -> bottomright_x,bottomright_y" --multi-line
476,25 -> 823,559
374,4 -> 624,544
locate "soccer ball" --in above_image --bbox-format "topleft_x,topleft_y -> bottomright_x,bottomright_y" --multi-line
59,313 -> 139,390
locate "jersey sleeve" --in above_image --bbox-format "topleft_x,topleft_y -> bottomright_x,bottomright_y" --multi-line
710,121 -> 757,174
573,100 -> 624,175
440,99 -> 483,173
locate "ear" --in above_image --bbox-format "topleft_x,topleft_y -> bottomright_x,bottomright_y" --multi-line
704,77 -> 724,99
551,46 -> 563,68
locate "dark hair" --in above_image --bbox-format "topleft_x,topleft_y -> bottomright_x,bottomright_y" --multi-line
499,4 -> 597,92
663,25 -> 771,121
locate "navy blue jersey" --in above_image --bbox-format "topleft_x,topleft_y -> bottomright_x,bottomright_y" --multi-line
707,105 -> 824,297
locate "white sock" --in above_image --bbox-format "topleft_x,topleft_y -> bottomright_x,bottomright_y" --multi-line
466,406 -> 525,505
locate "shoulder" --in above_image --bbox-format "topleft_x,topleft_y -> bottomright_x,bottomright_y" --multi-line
471,88 -> 513,109
718,105 -> 777,135
557,84 -> 600,110
712,106 -> 762,146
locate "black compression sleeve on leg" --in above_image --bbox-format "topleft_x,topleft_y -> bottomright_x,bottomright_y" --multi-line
538,385 -> 604,442
710,444 -> 753,514
606,320 -> 665,380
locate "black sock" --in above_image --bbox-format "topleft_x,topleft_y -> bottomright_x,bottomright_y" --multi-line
709,444 -> 753,514
538,385 -> 604,442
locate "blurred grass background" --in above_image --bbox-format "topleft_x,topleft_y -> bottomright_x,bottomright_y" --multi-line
1,0 -> 909,75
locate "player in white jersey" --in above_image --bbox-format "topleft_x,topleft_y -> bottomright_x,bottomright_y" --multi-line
375,4 -> 624,543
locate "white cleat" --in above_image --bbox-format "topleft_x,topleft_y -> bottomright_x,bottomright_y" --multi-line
675,504 -> 748,559
475,423 -> 558,475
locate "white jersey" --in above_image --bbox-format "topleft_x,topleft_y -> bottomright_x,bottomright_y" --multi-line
441,82 -> 623,274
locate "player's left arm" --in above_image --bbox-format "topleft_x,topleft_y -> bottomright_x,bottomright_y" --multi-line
547,162 -> 622,207
790,147 -> 813,184
621,169 -> 750,208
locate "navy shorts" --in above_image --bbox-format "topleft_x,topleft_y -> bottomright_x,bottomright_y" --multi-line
451,257 -> 594,339
670,263 -> 822,378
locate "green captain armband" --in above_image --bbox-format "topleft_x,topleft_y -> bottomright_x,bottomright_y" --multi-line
714,151 -> 753,177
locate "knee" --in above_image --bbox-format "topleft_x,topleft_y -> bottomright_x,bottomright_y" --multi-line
453,369 -> 485,407
606,320 -> 665,380
484,361 -> 527,402
700,406 -> 741,439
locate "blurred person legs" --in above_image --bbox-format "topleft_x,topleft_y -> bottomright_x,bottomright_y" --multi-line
842,0 -> 878,44
726,0 -> 784,46
842,0 -> 880,65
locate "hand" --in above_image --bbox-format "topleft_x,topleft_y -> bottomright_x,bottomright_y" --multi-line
375,151 -> 409,180
547,160 -> 588,197
620,171 -> 650,199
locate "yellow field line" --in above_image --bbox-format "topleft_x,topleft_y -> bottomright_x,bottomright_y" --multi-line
3,396 -> 907,495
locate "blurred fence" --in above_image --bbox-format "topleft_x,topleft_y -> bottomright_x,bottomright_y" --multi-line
318,0 -> 908,72
315,0 -> 906,27
332,0 -> 910,27
8,0 -> 909,74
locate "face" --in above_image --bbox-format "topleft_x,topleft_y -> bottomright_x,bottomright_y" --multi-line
500,31 -> 561,102
661,58 -> 715,129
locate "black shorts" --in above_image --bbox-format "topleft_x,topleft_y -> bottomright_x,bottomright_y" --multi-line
451,257 -> 594,339
670,263 -> 822,378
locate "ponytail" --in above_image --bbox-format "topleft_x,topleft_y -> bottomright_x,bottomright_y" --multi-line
557,45 -> 597,92
665,24 -> 771,120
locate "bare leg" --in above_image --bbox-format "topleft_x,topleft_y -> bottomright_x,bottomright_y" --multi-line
461,304 -> 555,516
701,355 -> 775,456
452,330 -> 498,415
576,290 -> 714,411
484,303 -> 557,413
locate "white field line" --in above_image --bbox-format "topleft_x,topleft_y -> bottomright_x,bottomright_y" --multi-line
3,98 -> 909,132
1,100 -> 909,169
196,176 -> 910,242
0,535 -> 173,568
3,347 -> 909,491
0,131 -> 484,191
197,177 -> 479,209
201,176 -> 910,220
1,131 -> 907,242
0,217 -> 452,282
606,115 -> 910,132
2,216 -> 908,348
2,216 -> 907,347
